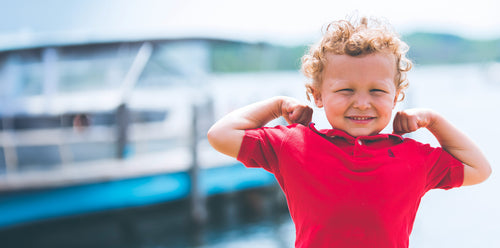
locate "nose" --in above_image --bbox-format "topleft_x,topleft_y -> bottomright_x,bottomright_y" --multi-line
352,93 -> 371,110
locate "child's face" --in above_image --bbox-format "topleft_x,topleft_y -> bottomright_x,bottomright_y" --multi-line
312,53 -> 399,137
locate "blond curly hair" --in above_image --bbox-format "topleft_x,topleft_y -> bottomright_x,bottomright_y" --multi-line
301,16 -> 412,102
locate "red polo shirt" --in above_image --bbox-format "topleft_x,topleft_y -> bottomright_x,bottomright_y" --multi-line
237,123 -> 464,248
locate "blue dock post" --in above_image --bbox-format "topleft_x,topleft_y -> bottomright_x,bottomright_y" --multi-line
189,103 -> 207,226
116,103 -> 130,159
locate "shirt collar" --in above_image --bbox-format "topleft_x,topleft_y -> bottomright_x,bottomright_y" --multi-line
308,122 -> 404,144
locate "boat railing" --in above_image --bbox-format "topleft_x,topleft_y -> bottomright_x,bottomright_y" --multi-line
0,98 -> 218,192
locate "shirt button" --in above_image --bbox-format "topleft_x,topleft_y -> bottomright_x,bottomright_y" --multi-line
357,140 -> 363,145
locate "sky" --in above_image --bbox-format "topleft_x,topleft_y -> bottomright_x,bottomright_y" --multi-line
0,0 -> 499,49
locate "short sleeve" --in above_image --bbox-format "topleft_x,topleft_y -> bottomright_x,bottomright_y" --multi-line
236,125 -> 292,173
421,144 -> 464,190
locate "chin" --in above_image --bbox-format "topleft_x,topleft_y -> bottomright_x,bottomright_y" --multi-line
348,130 -> 380,137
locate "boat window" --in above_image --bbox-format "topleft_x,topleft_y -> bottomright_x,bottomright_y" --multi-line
137,40 -> 209,88
57,43 -> 140,92
0,50 -> 44,97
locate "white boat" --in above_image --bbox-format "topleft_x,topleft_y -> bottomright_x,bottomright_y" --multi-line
0,38 -> 279,229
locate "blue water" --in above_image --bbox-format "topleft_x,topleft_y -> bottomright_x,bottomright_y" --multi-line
0,186 -> 294,248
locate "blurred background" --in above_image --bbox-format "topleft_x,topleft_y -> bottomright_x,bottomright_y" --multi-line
0,0 -> 499,247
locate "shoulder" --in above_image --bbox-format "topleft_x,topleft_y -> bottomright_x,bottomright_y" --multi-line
398,137 -> 434,150
395,138 -> 461,173
246,123 -> 309,136
392,137 -> 442,159
239,123 -> 310,162
242,123 -> 310,144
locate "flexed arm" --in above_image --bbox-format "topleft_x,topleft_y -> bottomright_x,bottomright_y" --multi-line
207,96 -> 313,158
393,108 -> 492,186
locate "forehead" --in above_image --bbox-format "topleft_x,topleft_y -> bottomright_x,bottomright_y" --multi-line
323,53 -> 397,84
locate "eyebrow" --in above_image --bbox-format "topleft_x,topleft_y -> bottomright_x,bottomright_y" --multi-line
327,79 -> 394,88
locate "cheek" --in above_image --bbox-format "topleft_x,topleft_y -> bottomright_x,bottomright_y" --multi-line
324,96 -> 348,111
374,98 -> 396,115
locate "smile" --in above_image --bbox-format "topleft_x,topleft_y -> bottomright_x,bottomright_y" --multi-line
347,116 -> 375,120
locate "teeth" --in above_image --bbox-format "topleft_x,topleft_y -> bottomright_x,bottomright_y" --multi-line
351,117 -> 372,120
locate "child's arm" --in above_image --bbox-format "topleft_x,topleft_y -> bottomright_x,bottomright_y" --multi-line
207,96 -> 313,158
393,109 -> 492,186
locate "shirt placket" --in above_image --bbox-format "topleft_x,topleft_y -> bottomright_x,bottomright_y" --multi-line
353,138 -> 364,157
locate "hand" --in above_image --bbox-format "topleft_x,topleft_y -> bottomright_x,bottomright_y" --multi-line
392,108 -> 435,135
280,97 -> 313,125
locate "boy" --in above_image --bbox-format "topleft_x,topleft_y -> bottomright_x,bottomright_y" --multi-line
207,17 -> 491,248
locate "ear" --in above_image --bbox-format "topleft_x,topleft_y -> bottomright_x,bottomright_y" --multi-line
311,87 -> 323,108
392,89 -> 401,109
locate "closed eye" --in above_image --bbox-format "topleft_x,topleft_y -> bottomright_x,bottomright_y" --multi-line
335,89 -> 354,93
370,89 -> 387,93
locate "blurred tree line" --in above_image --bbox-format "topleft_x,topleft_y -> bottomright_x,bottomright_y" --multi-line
210,41 -> 307,73
405,32 -> 500,65
210,33 -> 500,73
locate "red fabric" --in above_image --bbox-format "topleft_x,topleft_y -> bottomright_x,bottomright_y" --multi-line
237,123 -> 464,248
